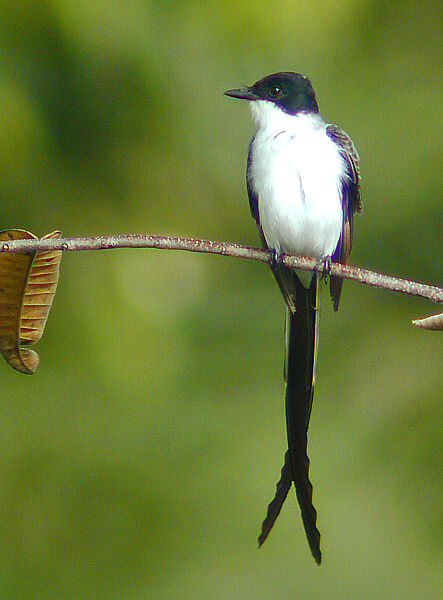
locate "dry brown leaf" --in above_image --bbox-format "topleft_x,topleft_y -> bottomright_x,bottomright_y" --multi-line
0,229 -> 62,373
411,312 -> 443,331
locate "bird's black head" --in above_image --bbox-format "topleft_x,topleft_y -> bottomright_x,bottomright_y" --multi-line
225,72 -> 319,115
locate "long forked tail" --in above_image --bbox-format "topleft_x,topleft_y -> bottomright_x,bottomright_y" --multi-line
259,271 -> 321,564
286,273 -> 321,563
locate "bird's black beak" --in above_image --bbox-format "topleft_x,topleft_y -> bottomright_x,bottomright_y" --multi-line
224,87 -> 259,101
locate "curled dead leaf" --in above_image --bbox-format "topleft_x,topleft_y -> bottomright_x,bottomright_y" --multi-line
0,229 -> 62,373
411,312 -> 443,331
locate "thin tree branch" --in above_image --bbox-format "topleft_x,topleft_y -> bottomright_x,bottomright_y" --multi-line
1,234 -> 441,304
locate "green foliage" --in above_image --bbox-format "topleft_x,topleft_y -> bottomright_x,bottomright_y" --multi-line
0,1 -> 441,598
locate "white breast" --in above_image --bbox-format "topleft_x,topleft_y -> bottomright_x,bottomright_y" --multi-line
249,102 -> 346,259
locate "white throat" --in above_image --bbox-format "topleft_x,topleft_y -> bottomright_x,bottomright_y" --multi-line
250,100 -> 324,137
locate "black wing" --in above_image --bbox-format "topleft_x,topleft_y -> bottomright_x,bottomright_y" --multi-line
326,124 -> 362,311
246,136 -> 260,223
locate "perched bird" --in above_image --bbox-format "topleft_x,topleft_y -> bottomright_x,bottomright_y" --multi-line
225,72 -> 361,563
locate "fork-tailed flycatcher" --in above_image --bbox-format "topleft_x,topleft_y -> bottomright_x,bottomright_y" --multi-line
225,72 -> 362,564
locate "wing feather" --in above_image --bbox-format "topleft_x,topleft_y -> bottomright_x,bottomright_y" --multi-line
247,137 -> 260,223
326,124 -> 362,310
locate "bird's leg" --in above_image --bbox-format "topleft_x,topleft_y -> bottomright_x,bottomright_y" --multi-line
269,248 -> 284,268
317,255 -> 332,283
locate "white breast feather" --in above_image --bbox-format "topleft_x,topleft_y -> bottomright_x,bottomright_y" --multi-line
249,101 -> 346,259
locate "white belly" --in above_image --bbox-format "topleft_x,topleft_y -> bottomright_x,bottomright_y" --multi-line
249,112 -> 345,259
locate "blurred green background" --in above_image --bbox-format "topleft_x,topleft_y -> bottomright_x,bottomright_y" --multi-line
0,1 -> 442,598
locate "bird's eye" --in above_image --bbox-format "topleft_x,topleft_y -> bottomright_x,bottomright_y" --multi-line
269,86 -> 281,98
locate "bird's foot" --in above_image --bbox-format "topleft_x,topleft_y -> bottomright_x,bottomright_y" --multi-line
269,248 -> 284,268
317,255 -> 332,282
